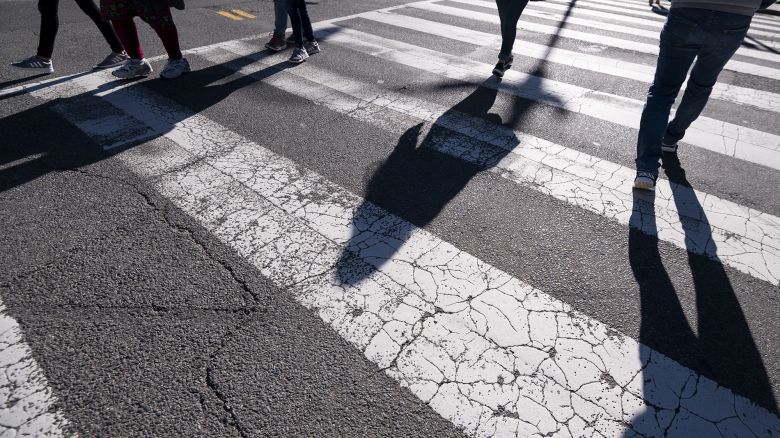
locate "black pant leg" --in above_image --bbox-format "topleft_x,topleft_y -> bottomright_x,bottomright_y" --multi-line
288,0 -> 303,46
37,0 -> 59,58
297,0 -> 315,42
73,0 -> 124,52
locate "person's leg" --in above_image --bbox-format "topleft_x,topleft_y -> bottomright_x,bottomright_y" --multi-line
111,18 -> 143,59
151,25 -> 183,59
296,0 -> 315,41
73,0 -> 124,52
36,0 -> 60,59
495,0 -> 528,60
635,8 -> 701,176
664,12 -> 751,146
288,0 -> 303,46
273,0 -> 287,35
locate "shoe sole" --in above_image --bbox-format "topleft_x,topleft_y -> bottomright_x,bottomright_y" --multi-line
11,65 -> 53,73
265,44 -> 287,52
112,70 -> 152,79
633,181 -> 655,191
94,61 -> 129,70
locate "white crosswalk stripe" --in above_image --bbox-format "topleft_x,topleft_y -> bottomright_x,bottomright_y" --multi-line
412,1 -> 780,80
3,0 -> 780,435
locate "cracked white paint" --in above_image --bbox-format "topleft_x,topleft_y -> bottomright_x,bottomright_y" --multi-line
32,66 -> 780,437
0,300 -> 69,437
409,1 -> 780,81
317,22 -> 780,171
353,7 -> 780,114
197,39 -> 780,285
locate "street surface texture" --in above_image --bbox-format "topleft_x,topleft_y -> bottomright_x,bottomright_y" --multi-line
1,0 -> 779,436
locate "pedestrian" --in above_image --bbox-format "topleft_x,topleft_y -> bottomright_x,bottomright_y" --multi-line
102,0 -> 190,79
286,0 -> 320,64
10,0 -> 128,74
493,0 -> 531,78
633,0 -> 774,190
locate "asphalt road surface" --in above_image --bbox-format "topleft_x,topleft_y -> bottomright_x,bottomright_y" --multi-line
1,0 -> 780,436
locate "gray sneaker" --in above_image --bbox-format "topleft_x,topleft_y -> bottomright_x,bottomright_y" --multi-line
112,58 -> 153,79
94,51 -> 130,70
11,55 -> 53,73
633,171 -> 656,191
289,47 -> 309,64
160,58 -> 190,79
304,40 -> 321,55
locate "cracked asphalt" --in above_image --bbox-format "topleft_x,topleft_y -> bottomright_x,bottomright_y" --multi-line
1,0 -> 780,435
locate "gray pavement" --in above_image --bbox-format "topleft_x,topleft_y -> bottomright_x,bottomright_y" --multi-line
1,0 -> 780,436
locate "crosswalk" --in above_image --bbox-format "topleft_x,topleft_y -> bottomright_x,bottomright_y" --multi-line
2,0 -> 780,435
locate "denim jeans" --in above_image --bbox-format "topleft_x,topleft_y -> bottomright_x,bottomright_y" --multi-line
495,0 -> 530,60
273,0 -> 287,35
635,7 -> 751,175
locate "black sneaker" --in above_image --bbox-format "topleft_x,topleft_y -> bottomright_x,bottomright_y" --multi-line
492,57 -> 512,78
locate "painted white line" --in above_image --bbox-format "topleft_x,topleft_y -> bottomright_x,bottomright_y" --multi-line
325,20 -> 780,170
0,300 -> 69,437
39,66 -> 780,438
509,0 -> 780,41
409,1 -> 780,81
452,0 -> 780,62
544,0 -> 780,32
352,8 -> 780,113
202,39 -> 780,285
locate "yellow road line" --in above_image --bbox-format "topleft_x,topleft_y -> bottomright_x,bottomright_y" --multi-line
231,9 -> 257,19
217,10 -> 243,20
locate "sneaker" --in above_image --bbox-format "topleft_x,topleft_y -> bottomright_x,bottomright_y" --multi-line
94,51 -> 130,70
112,58 -> 153,79
661,141 -> 678,153
304,40 -> 321,55
160,58 -> 191,79
265,33 -> 287,52
492,57 -> 513,78
10,55 -> 53,73
289,46 -> 309,64
633,171 -> 657,191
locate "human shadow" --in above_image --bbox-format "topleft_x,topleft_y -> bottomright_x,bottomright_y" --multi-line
335,1 -> 574,285
0,47 -> 292,193
624,155 -> 777,436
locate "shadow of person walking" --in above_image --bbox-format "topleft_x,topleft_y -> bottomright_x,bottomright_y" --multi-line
625,155 -> 777,435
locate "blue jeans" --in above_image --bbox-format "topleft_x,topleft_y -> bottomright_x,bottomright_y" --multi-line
274,0 -> 289,35
635,7 -> 751,175
495,0 -> 529,60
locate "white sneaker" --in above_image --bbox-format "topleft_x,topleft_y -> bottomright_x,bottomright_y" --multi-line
112,58 -> 152,79
633,172 -> 656,191
11,55 -> 54,73
160,58 -> 190,79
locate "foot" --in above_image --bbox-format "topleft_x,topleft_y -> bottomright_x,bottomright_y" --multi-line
633,171 -> 657,191
112,58 -> 153,79
492,57 -> 512,78
265,33 -> 287,52
160,58 -> 191,79
289,46 -> 309,64
304,40 -> 321,55
661,141 -> 678,153
94,51 -> 130,70
10,55 -> 53,73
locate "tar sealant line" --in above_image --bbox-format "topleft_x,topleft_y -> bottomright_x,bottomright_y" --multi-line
321,23 -> 780,170
409,1 -> 780,81
349,9 -> 780,113
0,299 -> 69,437
38,66 -> 780,438
208,39 -> 780,286
478,0 -> 780,41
